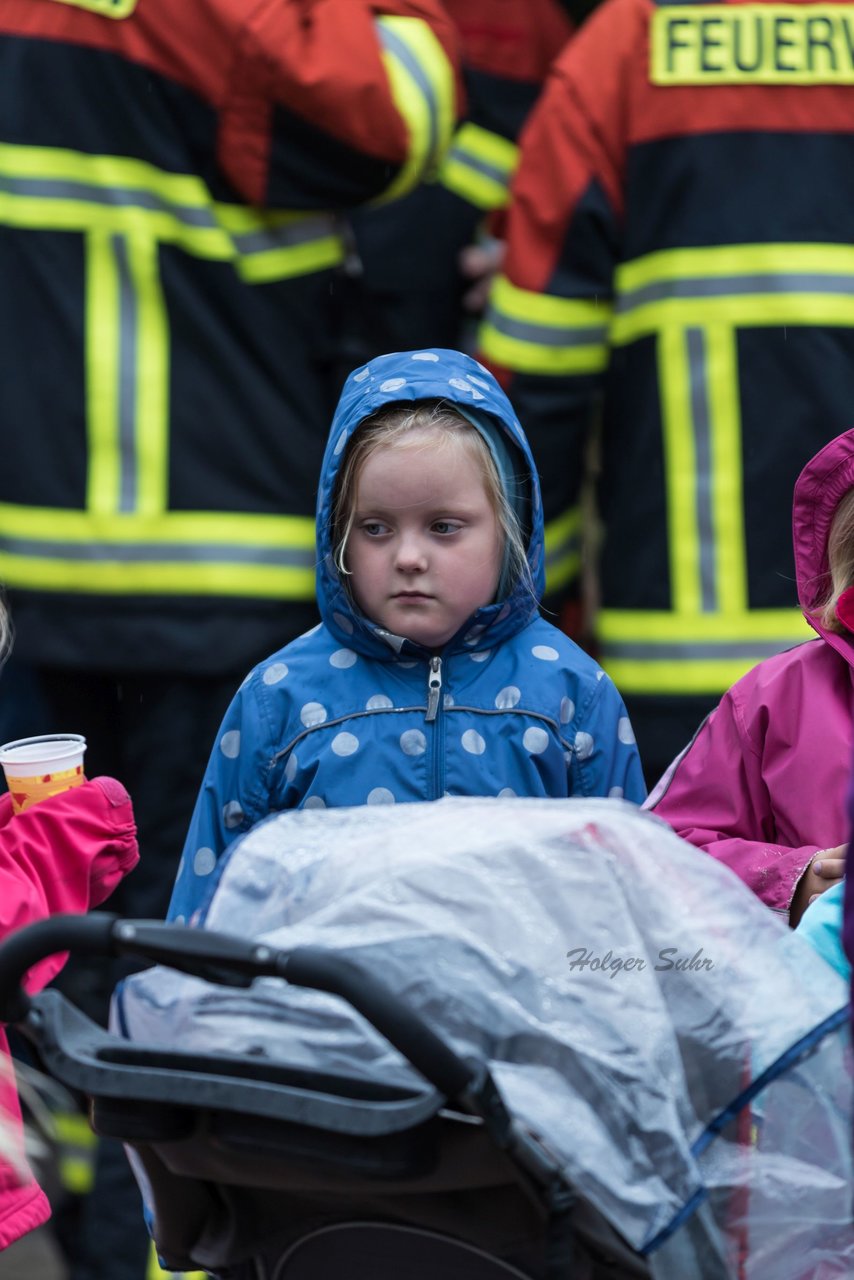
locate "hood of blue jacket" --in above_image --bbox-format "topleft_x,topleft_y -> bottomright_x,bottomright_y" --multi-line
315,348 -> 546,659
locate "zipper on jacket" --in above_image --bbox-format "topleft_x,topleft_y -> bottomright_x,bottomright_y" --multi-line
426,655 -> 443,722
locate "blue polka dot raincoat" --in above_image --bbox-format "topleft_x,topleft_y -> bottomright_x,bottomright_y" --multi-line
168,349 -> 646,924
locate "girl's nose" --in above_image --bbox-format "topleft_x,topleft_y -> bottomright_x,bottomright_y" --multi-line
395,533 -> 428,572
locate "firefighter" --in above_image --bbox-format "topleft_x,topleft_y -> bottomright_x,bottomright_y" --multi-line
343,0 -> 574,369
479,0 -> 854,784
0,2 -> 461,1276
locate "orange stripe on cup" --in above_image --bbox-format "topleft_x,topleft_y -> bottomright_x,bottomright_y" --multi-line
0,734 -> 87,814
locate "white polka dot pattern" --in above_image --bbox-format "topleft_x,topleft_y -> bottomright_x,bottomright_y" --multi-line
366,694 -> 393,710
400,729 -> 426,756
263,662 -> 288,685
560,697 -> 574,724
462,729 -> 486,755
367,787 -> 395,804
574,732 -> 594,761
533,645 -> 559,661
617,717 -> 635,745
411,352 -> 439,362
495,686 -> 521,709
330,649 -> 357,669
304,795 -> 326,809
333,612 -> 354,635
193,847 -> 216,875
223,800 -> 244,829
300,702 -> 327,727
523,727 -> 549,755
380,377 -> 407,392
220,730 -> 240,759
331,732 -> 359,756
609,786 -> 624,798
285,753 -> 298,783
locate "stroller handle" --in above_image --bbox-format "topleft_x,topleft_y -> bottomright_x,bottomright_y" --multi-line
0,915 -> 479,1104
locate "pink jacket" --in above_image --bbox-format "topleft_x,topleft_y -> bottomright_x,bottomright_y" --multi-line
647,429 -> 854,921
0,777 -> 138,1251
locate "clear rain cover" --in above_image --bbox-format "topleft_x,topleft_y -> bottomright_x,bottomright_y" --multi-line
118,797 -> 853,1277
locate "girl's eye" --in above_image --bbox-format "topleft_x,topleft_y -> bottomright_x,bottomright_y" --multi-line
432,521 -> 460,535
362,521 -> 388,537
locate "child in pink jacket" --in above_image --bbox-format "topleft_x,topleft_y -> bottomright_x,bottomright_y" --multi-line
647,428 -> 854,927
0,776 -> 139,1251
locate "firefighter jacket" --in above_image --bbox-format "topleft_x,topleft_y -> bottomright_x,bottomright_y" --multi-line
478,0 -> 854,712
0,0 -> 461,673
347,0 -> 573,365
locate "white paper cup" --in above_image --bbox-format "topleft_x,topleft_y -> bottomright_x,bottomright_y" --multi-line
0,734 -> 87,814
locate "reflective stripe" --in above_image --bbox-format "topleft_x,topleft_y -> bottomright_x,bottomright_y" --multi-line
0,143 -> 344,273
612,243 -> 854,340
598,610 -> 811,691
0,509 -> 317,597
52,0 -> 137,15
147,1239 -> 206,1280
480,276 -> 612,374
544,506 -> 582,591
686,327 -> 717,612
54,1109 -> 96,1196
439,123 -> 518,210
376,17 -> 456,202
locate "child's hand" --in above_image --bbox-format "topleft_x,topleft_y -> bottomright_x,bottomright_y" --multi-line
789,844 -> 846,926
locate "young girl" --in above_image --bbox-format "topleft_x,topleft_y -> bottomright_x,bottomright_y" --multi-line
0,603 -> 139,1257
168,349 -> 645,923
647,427 -> 854,927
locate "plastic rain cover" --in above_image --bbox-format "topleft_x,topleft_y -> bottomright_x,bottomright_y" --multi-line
118,797 -> 853,1278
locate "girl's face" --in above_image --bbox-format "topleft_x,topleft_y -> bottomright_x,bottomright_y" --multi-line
346,430 -> 503,649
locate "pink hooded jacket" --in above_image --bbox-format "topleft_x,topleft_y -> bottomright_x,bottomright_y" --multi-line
647,428 -> 854,921
0,777 -> 138,1250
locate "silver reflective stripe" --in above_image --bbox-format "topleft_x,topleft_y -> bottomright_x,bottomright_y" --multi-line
0,537 -> 317,567
686,328 -> 717,613
619,271 -> 854,313
378,25 -> 439,169
230,215 -> 339,256
0,174 -> 217,227
482,307 -> 609,349
445,143 -> 508,188
602,640 -> 798,661
114,236 -> 138,514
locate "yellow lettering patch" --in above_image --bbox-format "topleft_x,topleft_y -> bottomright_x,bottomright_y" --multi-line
49,0 -> 137,17
651,5 -> 854,83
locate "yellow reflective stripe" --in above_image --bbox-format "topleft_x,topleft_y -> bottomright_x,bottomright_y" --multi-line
376,17 -> 457,203
602,656 -> 765,694
0,553 -> 316,597
597,607 -> 810,642
0,508 -> 317,596
544,506 -> 582,591
659,325 -> 700,614
235,235 -> 343,283
130,233 -> 169,515
147,1240 -> 206,1280
612,242 -> 854,342
706,324 -> 747,612
53,1110 -> 96,1196
0,144 -> 345,277
479,276 -> 612,375
51,0 -> 137,16
86,231 -> 122,515
439,124 -> 518,210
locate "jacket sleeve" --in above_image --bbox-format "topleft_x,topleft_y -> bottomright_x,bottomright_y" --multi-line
0,778 -> 139,994
646,693 -> 820,917
220,0 -> 463,208
476,3 -> 637,605
167,673 -> 279,924
569,671 -> 647,803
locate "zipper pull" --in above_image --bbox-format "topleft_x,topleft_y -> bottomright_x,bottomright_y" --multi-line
426,655 -> 443,722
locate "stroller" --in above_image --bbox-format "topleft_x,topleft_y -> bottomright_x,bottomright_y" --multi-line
0,797 -> 851,1279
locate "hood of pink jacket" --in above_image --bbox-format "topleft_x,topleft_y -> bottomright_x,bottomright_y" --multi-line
793,427 -> 854,667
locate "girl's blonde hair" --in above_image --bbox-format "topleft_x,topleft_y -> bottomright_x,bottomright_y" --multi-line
332,400 -> 531,600
816,488 -> 854,632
